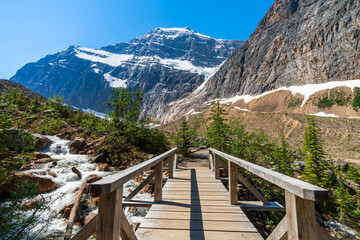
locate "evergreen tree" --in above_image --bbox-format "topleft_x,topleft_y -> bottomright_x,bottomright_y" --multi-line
303,115 -> 329,187
174,117 -> 193,157
272,134 -> 295,176
206,93 -> 230,151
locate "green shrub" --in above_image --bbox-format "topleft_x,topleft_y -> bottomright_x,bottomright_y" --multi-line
287,97 -> 302,108
352,87 -> 360,110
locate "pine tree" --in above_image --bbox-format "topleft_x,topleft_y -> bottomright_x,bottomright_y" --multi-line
303,115 -> 329,187
272,134 -> 295,176
206,93 -> 230,151
174,117 -> 193,157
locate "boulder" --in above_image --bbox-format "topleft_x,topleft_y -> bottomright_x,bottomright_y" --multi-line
325,219 -> 360,239
71,167 -> 82,179
48,172 -> 57,178
31,152 -> 50,159
69,137 -> 86,154
0,173 -> 56,196
97,163 -> 110,172
20,163 -> 44,170
32,134 -> 53,151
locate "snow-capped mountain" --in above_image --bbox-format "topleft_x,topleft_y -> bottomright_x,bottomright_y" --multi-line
10,27 -> 243,118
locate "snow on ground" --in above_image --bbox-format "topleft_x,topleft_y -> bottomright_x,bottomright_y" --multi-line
309,112 -> 339,118
193,60 -> 225,94
81,108 -> 107,118
233,106 -> 250,112
103,73 -> 128,88
221,80 -> 360,107
185,109 -> 202,116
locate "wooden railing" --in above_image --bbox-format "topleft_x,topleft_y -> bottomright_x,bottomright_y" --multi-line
208,148 -> 332,240
70,148 -> 178,240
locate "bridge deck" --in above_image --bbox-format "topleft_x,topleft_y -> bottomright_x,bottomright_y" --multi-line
136,150 -> 262,240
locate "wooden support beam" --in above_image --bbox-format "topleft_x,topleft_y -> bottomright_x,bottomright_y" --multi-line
71,214 -> 97,240
173,154 -> 178,172
214,154 -> 220,179
96,187 -> 123,240
285,190 -> 318,240
168,153 -> 174,178
209,153 -> 214,171
154,160 -> 163,203
237,172 -> 271,205
120,210 -> 138,240
239,201 -> 284,211
124,171 -> 155,201
229,161 -> 238,205
267,216 -> 288,240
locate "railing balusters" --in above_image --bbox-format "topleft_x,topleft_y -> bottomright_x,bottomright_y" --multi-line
229,161 -> 238,205
168,153 -> 174,178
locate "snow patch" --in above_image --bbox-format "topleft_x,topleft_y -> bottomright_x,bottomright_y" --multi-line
233,106 -> 250,112
194,60 -> 226,94
103,73 -> 128,88
309,112 -> 339,118
221,79 -> 360,107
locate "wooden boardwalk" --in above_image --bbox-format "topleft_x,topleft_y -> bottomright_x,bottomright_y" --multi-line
136,150 -> 262,240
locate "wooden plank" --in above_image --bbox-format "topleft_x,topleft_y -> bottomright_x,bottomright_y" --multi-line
136,228 -> 263,240
71,214 -> 97,240
209,153 -> 214,171
168,153 -> 174,178
237,172 -> 271,205
214,154 -> 220,179
125,171 -> 155,201
144,210 -> 249,221
138,218 -> 258,232
209,148 -> 329,201
149,204 -> 243,213
285,190 -> 318,239
96,187 -> 123,240
239,201 -> 285,211
90,148 -> 177,194
229,161 -> 238,205
267,217 -> 288,240
154,160 -> 163,203
120,210 -> 137,240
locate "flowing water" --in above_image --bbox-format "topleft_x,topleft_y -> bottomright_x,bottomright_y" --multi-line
20,136 -> 152,239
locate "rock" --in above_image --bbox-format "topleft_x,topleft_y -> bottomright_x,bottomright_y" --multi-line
42,109 -> 53,115
48,172 -> 57,178
51,161 -> 57,166
20,163 -> 44,170
69,137 -> 86,154
293,161 -> 305,172
32,134 -> 53,151
97,163 -> 110,172
91,153 -> 105,163
59,201 -> 86,222
0,173 -> 56,196
31,152 -> 50,159
22,199 -> 38,209
325,219 -> 360,239
71,167 -> 82,179
84,213 -> 97,225
86,174 -> 102,184
35,158 -> 58,164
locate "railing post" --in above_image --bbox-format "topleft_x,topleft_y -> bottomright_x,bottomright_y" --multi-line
96,186 -> 123,240
229,161 -> 238,205
285,190 -> 319,240
208,151 -> 211,169
154,160 -> 163,202
214,154 -> 220,179
168,153 -> 174,178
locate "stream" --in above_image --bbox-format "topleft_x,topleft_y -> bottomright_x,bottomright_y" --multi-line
21,136 -> 152,239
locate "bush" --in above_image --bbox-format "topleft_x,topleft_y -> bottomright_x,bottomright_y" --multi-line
352,87 -> 360,110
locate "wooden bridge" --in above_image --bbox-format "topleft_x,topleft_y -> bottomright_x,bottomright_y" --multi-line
69,147 -> 333,240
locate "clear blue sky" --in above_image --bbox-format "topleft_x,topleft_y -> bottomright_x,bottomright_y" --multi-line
0,0 -> 273,79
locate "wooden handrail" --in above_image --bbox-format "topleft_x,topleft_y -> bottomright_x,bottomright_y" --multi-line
90,148 -> 177,194
209,148 -> 328,202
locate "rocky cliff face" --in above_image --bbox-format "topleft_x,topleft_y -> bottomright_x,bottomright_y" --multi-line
203,0 -> 360,98
162,0 -> 360,122
10,28 -> 243,118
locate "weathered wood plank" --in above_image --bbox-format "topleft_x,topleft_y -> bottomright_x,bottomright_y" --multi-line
120,210 -> 137,240
209,148 -> 329,201
214,154 -> 220,179
239,201 -> 285,211
267,217 -> 288,240
71,214 -> 97,240
125,171 -> 155,201
154,160 -> 163,203
96,187 -> 123,240
229,161 -> 238,205
90,148 -> 177,194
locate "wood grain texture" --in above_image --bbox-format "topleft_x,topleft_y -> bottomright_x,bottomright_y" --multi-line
154,160 -> 163,203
